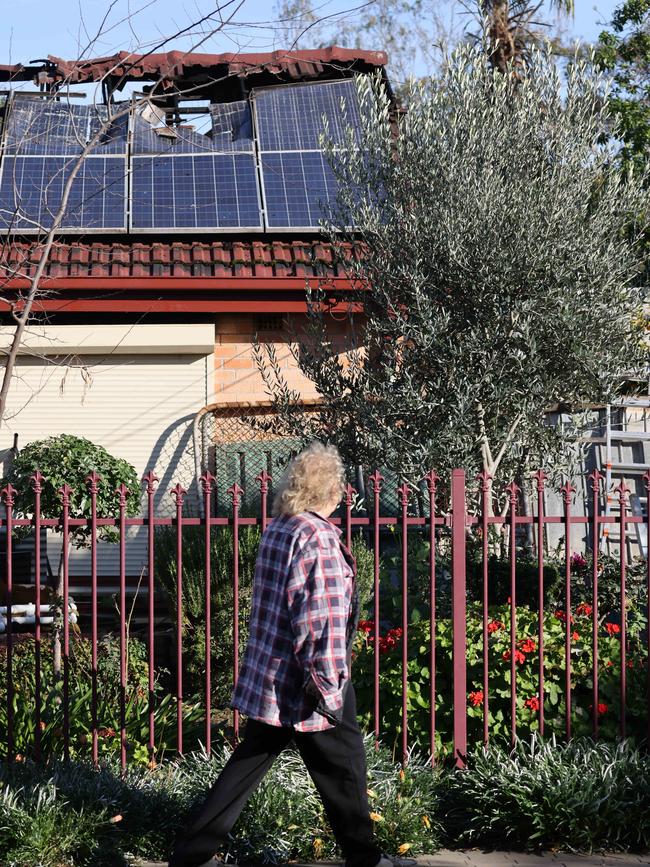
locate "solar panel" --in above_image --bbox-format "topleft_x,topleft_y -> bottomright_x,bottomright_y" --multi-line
255,79 -> 361,152
0,96 -> 128,232
254,80 -> 362,229
0,82 -> 361,233
0,156 -> 127,230
260,151 -> 337,229
5,96 -> 128,156
89,105 -> 129,155
132,101 -> 254,156
130,154 -> 262,230
209,101 -> 255,152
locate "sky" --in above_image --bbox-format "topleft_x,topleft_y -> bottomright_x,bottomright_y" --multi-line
0,0 -> 626,73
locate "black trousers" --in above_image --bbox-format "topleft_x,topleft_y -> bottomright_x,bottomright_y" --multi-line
169,684 -> 381,867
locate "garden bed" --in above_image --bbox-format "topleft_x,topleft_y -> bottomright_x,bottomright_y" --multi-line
1,736 -> 650,866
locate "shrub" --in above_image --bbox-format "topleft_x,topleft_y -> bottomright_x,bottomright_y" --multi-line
444,736 -> 650,852
0,775 -> 120,867
1,736 -> 650,863
2,434 -> 140,549
0,736 -> 443,865
353,601 -> 649,754
0,632 -> 204,763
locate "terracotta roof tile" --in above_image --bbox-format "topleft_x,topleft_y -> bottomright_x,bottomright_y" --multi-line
0,240 -> 347,281
0,47 -> 387,88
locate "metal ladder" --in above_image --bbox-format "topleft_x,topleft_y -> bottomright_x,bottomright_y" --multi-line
600,397 -> 650,558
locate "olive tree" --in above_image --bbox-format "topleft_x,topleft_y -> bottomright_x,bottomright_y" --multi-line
256,44 -> 648,506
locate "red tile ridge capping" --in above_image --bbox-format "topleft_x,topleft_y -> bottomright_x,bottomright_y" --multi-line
211,242 -> 233,277
252,241 -> 274,277
172,242 -> 192,277
271,241 -> 292,277
0,239 -> 347,282
28,243 -> 50,278
232,241 -> 253,277
110,243 -> 131,276
89,242 -> 112,276
292,241 -> 316,278
151,242 -> 172,264
191,242 -> 212,277
131,242 -> 151,277
192,243 -> 212,264
0,241 -> 24,279
70,243 -> 90,276
4,240 -> 27,267
48,242 -> 69,278
151,242 -> 171,276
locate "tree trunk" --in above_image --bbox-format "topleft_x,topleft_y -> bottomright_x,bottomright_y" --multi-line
52,539 -> 71,677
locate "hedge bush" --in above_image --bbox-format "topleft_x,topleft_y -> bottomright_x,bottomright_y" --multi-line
1,736 -> 649,865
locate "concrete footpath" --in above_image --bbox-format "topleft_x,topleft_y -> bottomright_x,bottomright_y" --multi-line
136,854 -> 650,867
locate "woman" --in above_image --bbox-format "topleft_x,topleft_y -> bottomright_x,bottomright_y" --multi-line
169,443 -> 406,867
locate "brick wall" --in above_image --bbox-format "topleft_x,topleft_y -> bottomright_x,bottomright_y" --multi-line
214,313 -> 352,402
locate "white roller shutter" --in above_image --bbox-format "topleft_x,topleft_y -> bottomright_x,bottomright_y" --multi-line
0,324 -> 214,580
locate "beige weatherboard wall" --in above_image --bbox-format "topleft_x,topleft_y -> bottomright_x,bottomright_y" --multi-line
0,323 -> 215,579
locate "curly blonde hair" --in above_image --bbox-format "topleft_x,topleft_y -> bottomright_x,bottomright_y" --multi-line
272,442 -> 345,517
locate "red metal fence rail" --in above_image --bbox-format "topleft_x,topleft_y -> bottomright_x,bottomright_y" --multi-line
0,467 -> 649,770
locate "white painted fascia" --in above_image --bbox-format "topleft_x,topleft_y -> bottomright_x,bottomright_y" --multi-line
0,323 -> 215,356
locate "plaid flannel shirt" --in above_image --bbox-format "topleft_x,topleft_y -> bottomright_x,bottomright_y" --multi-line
231,510 -> 357,732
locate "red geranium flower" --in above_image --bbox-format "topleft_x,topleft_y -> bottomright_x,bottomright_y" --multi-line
576,602 -> 593,617
589,703 -> 609,715
605,622 -> 621,636
572,631 -> 580,641
524,696 -> 540,712
488,620 -> 505,634
503,649 -> 526,664
468,691 -> 484,707
358,620 -> 374,634
518,638 -> 537,654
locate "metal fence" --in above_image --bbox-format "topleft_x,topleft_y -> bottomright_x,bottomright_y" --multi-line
1,467 -> 649,770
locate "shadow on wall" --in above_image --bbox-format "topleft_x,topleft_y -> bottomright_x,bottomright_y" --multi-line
145,412 -> 201,516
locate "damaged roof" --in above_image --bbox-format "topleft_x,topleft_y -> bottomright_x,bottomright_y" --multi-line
0,47 -> 387,97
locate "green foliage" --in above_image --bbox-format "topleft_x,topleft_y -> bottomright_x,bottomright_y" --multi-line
351,531 -> 377,615
597,1 -> 650,173
3,434 -> 140,547
0,738 -> 443,865
154,524 -> 260,707
0,633 -> 204,764
2,736 -> 650,863
0,778 -> 119,867
353,591 -> 649,754
444,736 -> 650,851
258,45 -> 648,486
